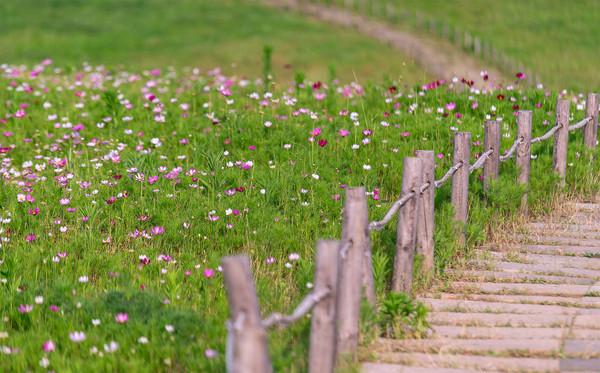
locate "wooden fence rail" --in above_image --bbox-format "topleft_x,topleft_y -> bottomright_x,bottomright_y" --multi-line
222,94 -> 598,372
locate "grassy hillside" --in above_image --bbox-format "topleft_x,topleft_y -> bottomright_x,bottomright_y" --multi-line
389,0 -> 600,90
0,0 -> 427,83
0,62 -> 598,371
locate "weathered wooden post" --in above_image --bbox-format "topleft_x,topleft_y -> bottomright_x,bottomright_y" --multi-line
222,255 -> 272,373
309,240 -> 340,373
483,121 -> 500,191
516,111 -> 532,214
415,150 -> 435,273
452,132 -> 471,244
553,99 -> 570,186
584,93 -> 599,149
392,157 -> 423,293
336,187 -> 368,360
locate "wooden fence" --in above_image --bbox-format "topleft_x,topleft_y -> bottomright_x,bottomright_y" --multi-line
222,94 -> 598,372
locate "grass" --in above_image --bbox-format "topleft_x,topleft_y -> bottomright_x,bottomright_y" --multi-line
0,0 -> 428,83
0,57 -> 599,372
384,0 -> 600,90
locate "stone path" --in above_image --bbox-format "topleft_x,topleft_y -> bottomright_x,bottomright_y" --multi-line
364,202 -> 600,372
265,0 -> 507,88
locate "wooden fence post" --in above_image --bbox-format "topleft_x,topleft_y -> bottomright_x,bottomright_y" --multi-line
309,240 -> 340,373
336,187 -> 368,359
483,121 -> 500,191
392,157 -> 423,293
222,255 -> 272,373
584,93 -> 599,149
415,150 -> 435,273
451,132 -> 471,243
553,99 -> 570,186
516,111 -> 532,214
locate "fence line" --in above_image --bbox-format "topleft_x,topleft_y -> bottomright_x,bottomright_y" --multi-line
221,93 -> 598,372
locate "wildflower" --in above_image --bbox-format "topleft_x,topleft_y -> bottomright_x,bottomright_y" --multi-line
138,336 -> 149,344
165,325 -> 174,333
445,102 -> 456,111
104,341 -> 119,353
18,304 -> 33,314
39,357 -> 50,368
205,349 -> 217,358
338,129 -> 350,137
115,313 -> 129,324
204,268 -> 215,278
78,276 -> 89,283
42,340 -> 55,352
69,331 -> 86,343
25,234 -> 36,242
151,226 -> 165,235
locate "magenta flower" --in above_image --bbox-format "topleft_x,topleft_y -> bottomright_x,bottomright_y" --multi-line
338,129 -> 350,137
18,304 -> 33,314
150,226 -> 165,235
148,175 -> 159,185
42,340 -> 56,352
25,234 -> 37,242
445,102 -> 456,111
49,305 -> 60,312
204,268 -> 215,278
516,72 -> 526,80
115,313 -> 129,324
310,128 -> 321,137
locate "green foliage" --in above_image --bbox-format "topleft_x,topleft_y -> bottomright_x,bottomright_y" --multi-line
378,292 -> 429,339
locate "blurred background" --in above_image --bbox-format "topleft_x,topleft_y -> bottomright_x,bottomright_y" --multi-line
1,0 -> 598,89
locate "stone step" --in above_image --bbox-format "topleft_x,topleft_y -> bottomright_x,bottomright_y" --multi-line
470,260 -> 600,279
362,362 -> 482,373
570,329 -> 600,339
429,312 -> 572,327
514,234 -> 600,248
372,351 -> 559,372
430,293 -> 600,308
432,325 -> 565,339
449,269 -> 594,285
564,340 -> 600,357
527,222 -> 600,233
560,358 -> 600,372
420,298 -> 600,315
374,337 -> 560,355
484,244 -> 600,257
574,315 -> 600,329
476,250 -> 600,270
449,281 -> 591,296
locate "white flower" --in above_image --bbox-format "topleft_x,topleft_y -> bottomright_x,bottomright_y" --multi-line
78,276 -> 89,283
263,121 -> 272,128
138,336 -> 149,344
363,164 -> 372,170
69,331 -> 86,343
104,341 -> 119,353
311,174 -> 320,180
165,325 -> 175,333
92,319 -> 101,326
39,357 -> 50,368
35,296 -> 44,304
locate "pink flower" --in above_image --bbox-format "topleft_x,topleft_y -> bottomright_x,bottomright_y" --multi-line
42,340 -> 56,352
14,109 -> 26,119
318,139 -> 328,147
445,102 -> 456,111
516,72 -> 526,80
471,101 -> 478,110
437,153 -> 444,159
373,188 -> 380,201
25,234 -> 36,242
338,129 -> 350,137
49,305 -> 60,312
310,128 -> 321,137
18,304 -> 33,313
150,226 -> 165,236
59,198 -> 70,205
148,175 -> 159,185
115,313 -> 129,324
204,268 -> 215,278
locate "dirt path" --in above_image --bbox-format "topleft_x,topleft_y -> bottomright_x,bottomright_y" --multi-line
265,0 -> 507,88
364,201 -> 600,372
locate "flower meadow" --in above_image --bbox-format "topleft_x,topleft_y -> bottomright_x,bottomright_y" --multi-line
0,61 -> 598,371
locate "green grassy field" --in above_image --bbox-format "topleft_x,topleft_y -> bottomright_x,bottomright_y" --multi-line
0,0 -> 427,83
388,0 -> 600,90
0,60 -> 598,371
